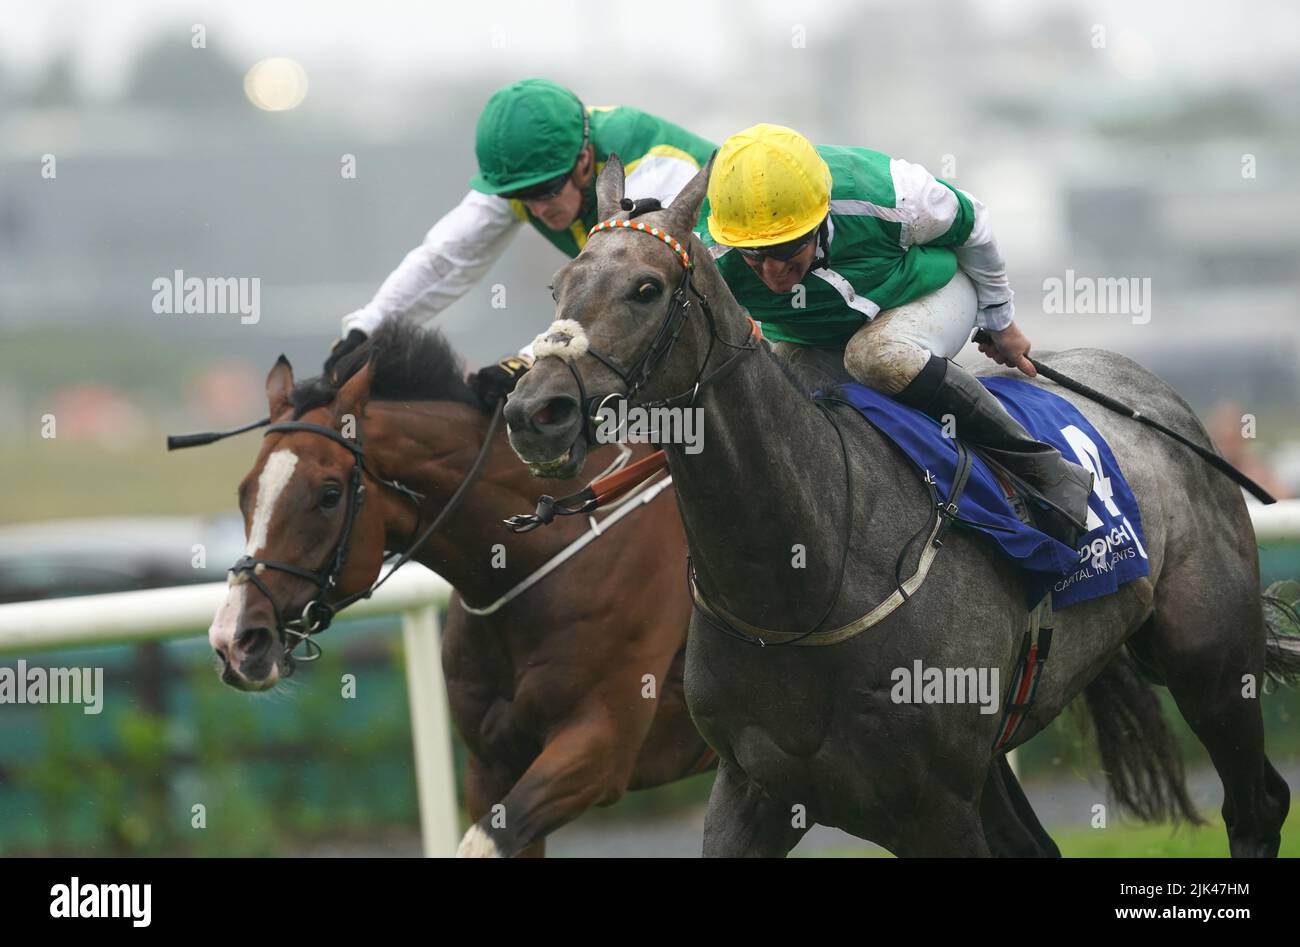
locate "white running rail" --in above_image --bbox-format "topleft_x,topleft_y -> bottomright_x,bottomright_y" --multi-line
0,568 -> 459,857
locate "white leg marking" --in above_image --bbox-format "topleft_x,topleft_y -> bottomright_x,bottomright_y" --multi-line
456,824 -> 503,858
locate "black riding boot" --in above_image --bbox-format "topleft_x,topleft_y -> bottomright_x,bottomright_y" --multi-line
896,355 -> 1094,547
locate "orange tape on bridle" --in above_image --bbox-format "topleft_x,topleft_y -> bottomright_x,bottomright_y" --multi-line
588,218 -> 691,268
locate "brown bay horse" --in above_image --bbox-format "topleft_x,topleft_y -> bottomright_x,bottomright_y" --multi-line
204,320 -> 706,857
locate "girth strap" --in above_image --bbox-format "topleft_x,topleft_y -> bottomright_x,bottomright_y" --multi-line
992,594 -> 1055,752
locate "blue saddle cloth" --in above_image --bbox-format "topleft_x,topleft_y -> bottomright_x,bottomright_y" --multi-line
825,376 -> 1150,609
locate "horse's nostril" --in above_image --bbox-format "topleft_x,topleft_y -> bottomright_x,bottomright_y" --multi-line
234,626 -> 273,660
533,397 -> 574,430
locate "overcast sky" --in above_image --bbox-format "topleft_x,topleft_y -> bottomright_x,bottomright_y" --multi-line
2,0 -> 1297,96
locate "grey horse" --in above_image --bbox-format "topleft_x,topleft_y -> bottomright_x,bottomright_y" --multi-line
505,155 -> 1298,857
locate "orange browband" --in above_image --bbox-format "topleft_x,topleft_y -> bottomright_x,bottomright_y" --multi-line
588,218 -> 691,269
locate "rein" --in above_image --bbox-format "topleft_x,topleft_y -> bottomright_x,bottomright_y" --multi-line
169,399 -> 504,661
467,465 -> 675,616
505,448 -> 670,532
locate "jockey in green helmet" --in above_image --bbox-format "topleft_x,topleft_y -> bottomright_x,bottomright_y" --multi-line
330,78 -> 715,372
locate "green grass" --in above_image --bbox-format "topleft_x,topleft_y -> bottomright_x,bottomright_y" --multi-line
0,324 -> 281,523
1055,816 -> 1300,857
0,437 -> 253,523
806,815 -> 1300,857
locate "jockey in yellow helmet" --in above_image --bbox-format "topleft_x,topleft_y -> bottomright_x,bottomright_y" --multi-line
703,124 -> 1092,546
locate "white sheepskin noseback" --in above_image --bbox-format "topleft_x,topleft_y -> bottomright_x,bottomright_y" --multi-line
531,319 -> 590,362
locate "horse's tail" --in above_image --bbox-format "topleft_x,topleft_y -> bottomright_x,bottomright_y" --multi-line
1081,649 -> 1203,825
1262,579 -> 1300,686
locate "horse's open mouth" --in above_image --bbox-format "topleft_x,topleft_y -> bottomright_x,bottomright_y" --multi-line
529,448 -> 570,474
526,438 -> 586,480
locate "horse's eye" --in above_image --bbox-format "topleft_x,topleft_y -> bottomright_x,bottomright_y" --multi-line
636,281 -> 661,302
321,486 -> 343,509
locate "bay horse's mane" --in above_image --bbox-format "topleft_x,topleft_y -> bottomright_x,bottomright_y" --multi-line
291,318 -> 486,418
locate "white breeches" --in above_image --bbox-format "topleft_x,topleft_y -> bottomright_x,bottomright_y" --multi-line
844,271 -> 978,395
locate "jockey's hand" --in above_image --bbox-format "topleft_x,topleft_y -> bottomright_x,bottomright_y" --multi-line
324,329 -> 368,380
472,355 -> 533,411
978,322 -> 1037,378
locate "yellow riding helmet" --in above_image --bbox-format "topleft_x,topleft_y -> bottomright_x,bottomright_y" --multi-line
707,123 -> 831,248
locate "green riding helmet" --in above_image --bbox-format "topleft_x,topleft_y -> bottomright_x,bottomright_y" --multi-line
470,78 -> 590,195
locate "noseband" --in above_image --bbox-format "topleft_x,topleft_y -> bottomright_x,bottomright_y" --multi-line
228,420 -> 376,661
540,201 -> 760,445
221,403 -> 503,662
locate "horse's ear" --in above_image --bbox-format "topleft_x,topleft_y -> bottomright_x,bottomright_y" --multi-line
666,155 -> 712,235
595,152 -> 626,221
266,355 -> 295,418
335,354 -> 376,416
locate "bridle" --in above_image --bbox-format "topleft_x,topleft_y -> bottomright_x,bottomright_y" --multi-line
555,199 -> 761,445
172,399 -> 504,662
239,405 -> 503,661
227,419 -> 377,661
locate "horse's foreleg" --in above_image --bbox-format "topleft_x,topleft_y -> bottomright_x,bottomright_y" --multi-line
456,722 -> 636,858
461,753 -> 545,858
702,758 -> 808,857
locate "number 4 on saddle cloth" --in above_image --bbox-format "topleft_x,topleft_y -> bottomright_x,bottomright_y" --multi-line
824,375 -> 1151,610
